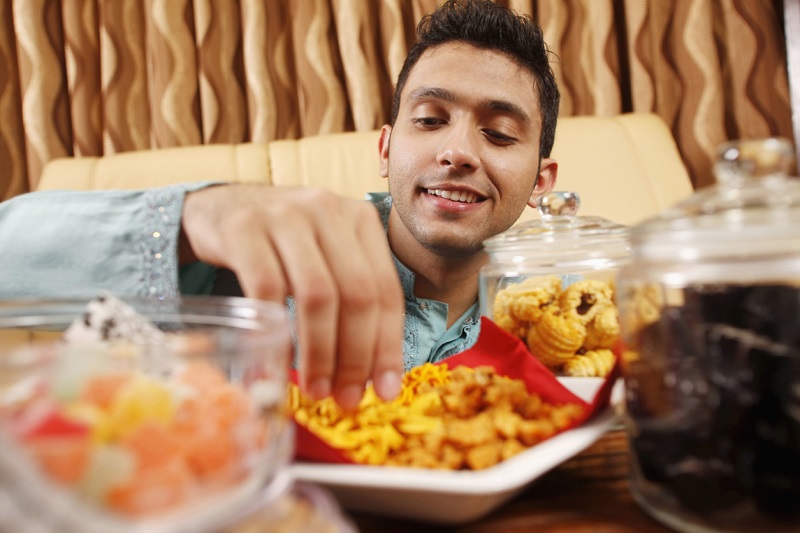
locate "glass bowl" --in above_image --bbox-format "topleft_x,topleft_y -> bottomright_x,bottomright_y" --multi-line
0,295 -> 294,533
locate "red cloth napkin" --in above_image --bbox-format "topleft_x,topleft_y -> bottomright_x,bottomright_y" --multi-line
293,316 -> 619,464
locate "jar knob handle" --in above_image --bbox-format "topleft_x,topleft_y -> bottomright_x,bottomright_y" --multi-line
537,191 -> 580,217
714,137 -> 796,184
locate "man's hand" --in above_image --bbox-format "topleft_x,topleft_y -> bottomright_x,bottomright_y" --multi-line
181,184 -> 404,409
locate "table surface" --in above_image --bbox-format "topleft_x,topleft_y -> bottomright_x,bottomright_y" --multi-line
348,427 -> 676,533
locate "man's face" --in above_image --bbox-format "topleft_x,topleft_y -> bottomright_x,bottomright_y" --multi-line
379,42 -> 556,258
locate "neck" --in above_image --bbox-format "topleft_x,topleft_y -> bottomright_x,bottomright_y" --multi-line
388,211 -> 487,328
415,260 -> 483,328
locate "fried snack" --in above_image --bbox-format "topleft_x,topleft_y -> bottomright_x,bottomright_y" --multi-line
525,308 -> 586,366
289,364 -> 585,470
583,303 -> 621,350
561,349 -> 617,377
558,279 -> 614,324
616,284 -> 664,370
493,276 -> 620,377
619,284 -> 662,336
492,276 -> 562,338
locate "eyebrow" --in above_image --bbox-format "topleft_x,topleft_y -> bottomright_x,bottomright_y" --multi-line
407,86 -> 532,125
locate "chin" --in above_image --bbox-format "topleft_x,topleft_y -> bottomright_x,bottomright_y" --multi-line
420,235 -> 486,258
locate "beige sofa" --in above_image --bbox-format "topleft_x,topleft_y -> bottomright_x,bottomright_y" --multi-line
38,113 -> 694,226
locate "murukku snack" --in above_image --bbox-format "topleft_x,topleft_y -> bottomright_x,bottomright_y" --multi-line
493,276 -> 620,377
289,364 -> 585,470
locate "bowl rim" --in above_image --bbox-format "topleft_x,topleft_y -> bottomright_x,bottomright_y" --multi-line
0,295 -> 293,356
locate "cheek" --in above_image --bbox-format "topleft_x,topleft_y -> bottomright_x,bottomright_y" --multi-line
387,140 -> 424,184
387,157 -> 414,189
489,157 -> 537,196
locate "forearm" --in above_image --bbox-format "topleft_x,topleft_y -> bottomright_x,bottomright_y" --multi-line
0,182 -> 217,299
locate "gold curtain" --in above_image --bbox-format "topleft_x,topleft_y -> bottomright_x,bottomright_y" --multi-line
0,0 -> 791,200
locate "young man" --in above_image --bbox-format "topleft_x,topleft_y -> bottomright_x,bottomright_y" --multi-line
0,0 -> 559,409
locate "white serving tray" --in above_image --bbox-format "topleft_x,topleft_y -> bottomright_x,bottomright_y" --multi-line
291,378 -> 624,524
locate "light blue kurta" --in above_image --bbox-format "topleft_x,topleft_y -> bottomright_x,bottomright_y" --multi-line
0,183 -> 215,299
368,193 -> 480,370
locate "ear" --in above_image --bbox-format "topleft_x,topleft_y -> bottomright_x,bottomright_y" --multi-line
527,157 -> 558,209
378,125 -> 392,178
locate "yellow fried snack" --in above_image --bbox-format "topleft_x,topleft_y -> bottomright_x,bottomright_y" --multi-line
583,303 -> 621,350
492,276 -> 562,338
561,349 -> 617,377
619,284 -> 662,336
289,364 -> 586,470
525,308 -> 586,366
493,276 -> 620,377
558,279 -> 614,324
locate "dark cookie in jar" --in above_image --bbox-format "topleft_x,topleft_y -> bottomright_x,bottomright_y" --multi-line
627,283 -> 800,521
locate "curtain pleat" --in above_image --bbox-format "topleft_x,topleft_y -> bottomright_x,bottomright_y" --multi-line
240,0 -> 297,142
13,0 -> 71,190
62,0 -> 101,157
0,0 -> 27,199
333,0 -> 388,131
292,0 -> 348,135
100,0 -> 150,153
0,0 -> 792,199
146,0 -> 201,147
194,0 -> 247,144
671,1 -> 729,185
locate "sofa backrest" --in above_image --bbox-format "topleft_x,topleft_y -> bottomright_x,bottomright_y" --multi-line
267,131 -> 386,200
38,113 -> 693,226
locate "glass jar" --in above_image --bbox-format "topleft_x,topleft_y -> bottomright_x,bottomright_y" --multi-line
616,138 -> 800,532
479,191 -> 630,377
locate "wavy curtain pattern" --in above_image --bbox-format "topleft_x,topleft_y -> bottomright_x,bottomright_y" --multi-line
0,0 -> 791,200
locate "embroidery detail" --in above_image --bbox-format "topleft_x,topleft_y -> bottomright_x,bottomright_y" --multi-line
403,312 -> 418,372
137,187 -> 182,299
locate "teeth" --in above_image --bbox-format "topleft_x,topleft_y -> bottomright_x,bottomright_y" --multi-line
427,189 -> 479,204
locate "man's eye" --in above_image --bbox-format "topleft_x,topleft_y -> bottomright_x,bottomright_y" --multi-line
484,130 -> 516,144
413,117 -> 444,127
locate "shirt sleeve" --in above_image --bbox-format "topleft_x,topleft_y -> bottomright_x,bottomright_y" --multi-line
0,182 -> 218,300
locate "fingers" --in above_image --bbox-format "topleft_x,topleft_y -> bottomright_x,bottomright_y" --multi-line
354,208 -> 405,401
266,212 -> 340,403
221,209 -> 288,302
270,195 -> 403,409
181,185 -> 405,409
310,201 -> 401,408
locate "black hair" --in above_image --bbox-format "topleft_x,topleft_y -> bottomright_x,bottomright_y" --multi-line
390,0 -> 560,159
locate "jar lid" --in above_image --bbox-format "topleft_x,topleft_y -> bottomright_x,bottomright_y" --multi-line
631,138 -> 800,263
483,191 -> 630,265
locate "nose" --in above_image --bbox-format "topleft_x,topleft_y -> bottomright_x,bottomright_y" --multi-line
436,123 -> 480,172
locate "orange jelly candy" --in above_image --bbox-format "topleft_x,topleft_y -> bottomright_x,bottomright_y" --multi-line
201,383 -> 250,430
26,435 -> 92,485
121,421 -> 184,472
106,461 -> 191,516
81,372 -> 133,410
184,428 -> 238,481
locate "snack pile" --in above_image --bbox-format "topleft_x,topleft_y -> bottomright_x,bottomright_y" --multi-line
289,363 -> 586,470
1,357 -> 265,517
492,276 -> 619,377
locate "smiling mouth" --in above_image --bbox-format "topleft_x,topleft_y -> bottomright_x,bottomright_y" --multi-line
426,188 -> 483,204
